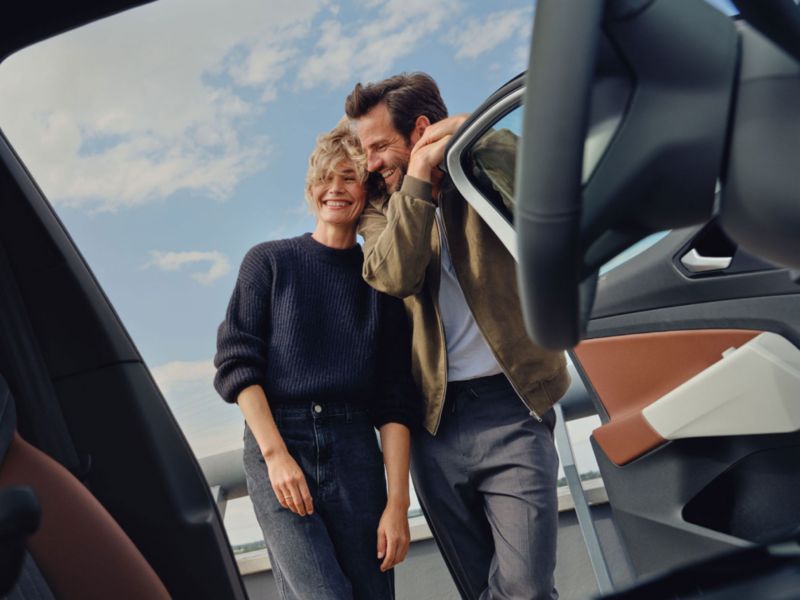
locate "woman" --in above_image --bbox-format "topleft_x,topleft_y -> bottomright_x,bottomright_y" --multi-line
213,120 -> 418,600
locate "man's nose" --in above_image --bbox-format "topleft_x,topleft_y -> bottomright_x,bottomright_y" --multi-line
367,152 -> 381,173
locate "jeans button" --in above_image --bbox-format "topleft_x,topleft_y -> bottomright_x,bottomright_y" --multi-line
314,405 -> 322,414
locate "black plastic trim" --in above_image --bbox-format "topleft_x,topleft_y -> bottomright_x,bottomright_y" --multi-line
1,0 -> 155,64
591,227 -> 798,320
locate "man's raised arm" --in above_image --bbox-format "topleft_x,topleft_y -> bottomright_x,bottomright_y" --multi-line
358,177 -> 437,299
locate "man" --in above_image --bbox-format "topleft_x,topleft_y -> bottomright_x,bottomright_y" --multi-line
346,72 -> 571,600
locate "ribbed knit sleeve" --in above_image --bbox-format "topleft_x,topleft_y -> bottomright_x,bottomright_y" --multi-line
213,247 -> 272,404
370,295 -> 421,430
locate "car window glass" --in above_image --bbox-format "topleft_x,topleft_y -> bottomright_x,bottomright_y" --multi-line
599,231 -> 671,275
464,107 -> 522,225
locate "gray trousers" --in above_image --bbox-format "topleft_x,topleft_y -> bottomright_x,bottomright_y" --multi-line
410,374 -> 559,600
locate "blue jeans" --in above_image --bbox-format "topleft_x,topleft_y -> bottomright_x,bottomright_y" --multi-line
243,402 -> 394,600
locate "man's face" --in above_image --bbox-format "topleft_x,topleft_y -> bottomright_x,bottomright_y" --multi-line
357,103 -> 413,194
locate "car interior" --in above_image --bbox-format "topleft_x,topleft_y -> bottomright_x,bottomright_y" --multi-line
1,0 -> 800,599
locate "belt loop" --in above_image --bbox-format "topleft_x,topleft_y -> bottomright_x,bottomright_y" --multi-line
275,406 -> 283,429
346,404 -> 353,424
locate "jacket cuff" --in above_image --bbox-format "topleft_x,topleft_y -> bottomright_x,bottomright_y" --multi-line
399,176 -> 434,204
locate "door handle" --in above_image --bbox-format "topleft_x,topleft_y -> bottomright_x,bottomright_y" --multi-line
680,249 -> 733,273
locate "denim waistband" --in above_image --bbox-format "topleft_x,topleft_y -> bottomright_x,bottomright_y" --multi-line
271,401 -> 369,426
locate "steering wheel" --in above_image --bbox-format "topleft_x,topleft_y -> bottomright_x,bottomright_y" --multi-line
514,0 -> 740,350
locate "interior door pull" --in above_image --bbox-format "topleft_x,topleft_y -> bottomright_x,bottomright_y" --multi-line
681,249 -> 733,273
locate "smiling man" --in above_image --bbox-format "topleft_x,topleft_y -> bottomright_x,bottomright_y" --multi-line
346,73 -> 571,600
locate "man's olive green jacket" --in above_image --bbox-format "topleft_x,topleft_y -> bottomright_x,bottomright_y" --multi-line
357,167 -> 570,435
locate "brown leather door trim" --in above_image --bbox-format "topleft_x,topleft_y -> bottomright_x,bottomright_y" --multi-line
575,329 -> 761,465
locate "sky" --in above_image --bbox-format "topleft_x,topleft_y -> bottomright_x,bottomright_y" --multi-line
0,0 -> 738,545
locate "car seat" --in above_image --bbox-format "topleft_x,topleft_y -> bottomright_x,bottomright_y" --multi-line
0,371 -> 172,600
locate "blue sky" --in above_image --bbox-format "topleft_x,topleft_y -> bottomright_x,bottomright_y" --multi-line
0,0 -> 738,544
0,0 -> 542,458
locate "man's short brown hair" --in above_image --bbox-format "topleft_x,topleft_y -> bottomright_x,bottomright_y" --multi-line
345,72 -> 448,142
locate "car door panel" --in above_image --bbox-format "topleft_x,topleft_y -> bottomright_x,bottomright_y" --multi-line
575,329 -> 763,465
573,253 -> 800,578
592,225 -> 799,319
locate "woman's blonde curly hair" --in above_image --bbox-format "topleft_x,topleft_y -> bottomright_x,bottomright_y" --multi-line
304,116 -> 384,217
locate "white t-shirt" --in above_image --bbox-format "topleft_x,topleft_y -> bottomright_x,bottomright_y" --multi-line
436,209 -> 503,382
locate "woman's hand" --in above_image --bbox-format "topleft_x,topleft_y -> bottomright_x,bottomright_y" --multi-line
377,502 -> 410,572
264,449 -> 314,516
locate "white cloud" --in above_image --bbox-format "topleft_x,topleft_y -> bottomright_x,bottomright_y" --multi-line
296,0 -> 463,90
447,7 -> 533,60
152,359 -> 218,397
512,42 -> 531,74
267,224 -> 288,240
142,250 -> 232,285
151,359 -> 245,458
0,0 -> 327,212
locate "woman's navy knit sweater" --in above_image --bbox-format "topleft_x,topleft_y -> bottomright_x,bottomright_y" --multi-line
213,233 -> 418,429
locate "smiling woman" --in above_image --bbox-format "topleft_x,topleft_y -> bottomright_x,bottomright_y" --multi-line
212,119 -> 419,598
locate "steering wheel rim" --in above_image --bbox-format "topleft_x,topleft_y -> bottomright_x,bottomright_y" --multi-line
514,0 -> 604,351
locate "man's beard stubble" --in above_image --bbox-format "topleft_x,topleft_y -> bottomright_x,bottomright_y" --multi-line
387,162 -> 407,194
386,142 -> 412,194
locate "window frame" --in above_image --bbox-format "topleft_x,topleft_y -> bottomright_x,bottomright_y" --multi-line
446,87 -> 524,261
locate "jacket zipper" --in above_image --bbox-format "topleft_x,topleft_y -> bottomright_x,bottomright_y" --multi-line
439,193 -> 542,423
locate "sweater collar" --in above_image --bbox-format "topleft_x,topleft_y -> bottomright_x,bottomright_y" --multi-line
296,232 -> 363,268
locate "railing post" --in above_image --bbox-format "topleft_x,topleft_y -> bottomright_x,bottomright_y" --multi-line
553,402 -> 614,595
211,485 -> 228,520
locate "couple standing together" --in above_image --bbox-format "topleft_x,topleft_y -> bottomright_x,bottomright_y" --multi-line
213,73 -> 571,600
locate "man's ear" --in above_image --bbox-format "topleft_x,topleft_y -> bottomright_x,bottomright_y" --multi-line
409,115 -> 431,145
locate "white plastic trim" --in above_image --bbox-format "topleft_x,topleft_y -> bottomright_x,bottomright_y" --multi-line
642,332 -> 800,440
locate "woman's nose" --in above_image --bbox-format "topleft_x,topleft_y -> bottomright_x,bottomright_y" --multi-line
329,176 -> 346,191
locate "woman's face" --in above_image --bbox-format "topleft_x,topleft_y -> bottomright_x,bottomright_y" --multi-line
312,164 -> 367,228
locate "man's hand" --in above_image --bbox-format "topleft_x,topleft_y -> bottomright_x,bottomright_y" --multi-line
413,113 -> 469,151
406,114 -> 468,184
264,448 -> 314,516
407,135 -> 452,184
377,503 -> 411,572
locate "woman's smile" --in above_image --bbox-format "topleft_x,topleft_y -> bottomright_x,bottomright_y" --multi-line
323,199 -> 353,208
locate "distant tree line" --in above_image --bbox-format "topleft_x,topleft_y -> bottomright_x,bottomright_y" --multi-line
557,470 -> 602,488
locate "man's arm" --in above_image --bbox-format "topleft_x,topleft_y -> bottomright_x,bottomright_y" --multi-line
358,178 -> 437,298
358,116 -> 467,298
